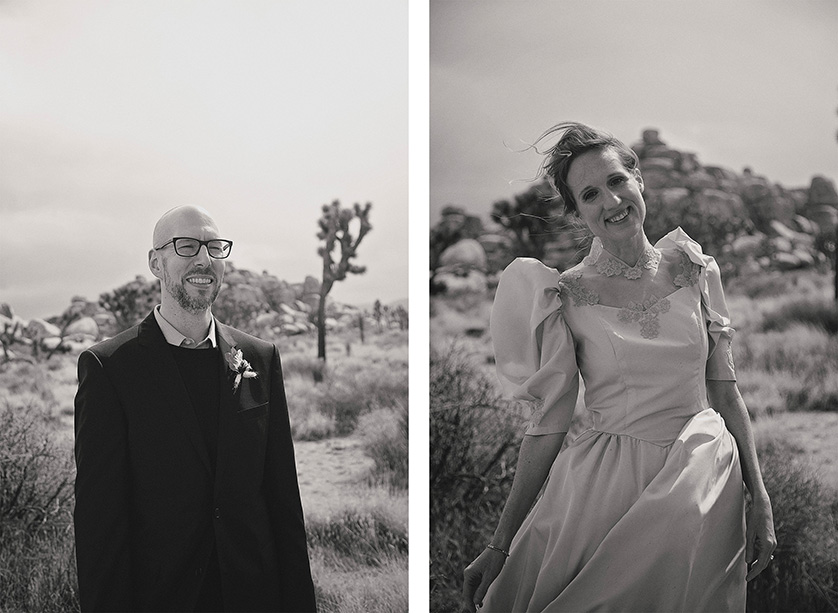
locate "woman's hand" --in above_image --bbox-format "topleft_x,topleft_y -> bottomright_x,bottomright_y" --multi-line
461,547 -> 507,612
745,494 -> 777,581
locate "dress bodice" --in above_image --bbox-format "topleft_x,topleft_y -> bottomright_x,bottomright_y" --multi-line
490,228 -> 736,444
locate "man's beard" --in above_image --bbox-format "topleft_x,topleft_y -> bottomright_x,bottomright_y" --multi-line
163,266 -> 220,314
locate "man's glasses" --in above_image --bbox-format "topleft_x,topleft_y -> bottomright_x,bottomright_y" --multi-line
154,237 -> 234,259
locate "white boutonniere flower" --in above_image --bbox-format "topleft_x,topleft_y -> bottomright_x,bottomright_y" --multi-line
224,348 -> 258,392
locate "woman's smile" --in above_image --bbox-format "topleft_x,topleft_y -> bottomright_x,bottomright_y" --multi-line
605,208 -> 630,224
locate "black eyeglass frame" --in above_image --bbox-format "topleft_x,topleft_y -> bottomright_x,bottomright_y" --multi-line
154,237 -> 234,259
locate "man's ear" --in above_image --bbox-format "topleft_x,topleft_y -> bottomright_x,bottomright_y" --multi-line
148,249 -> 164,280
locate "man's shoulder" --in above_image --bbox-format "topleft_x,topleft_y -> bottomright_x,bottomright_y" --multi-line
85,313 -> 157,363
217,322 -> 276,356
86,325 -> 141,360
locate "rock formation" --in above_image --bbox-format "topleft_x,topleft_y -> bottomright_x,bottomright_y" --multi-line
431,129 -> 836,281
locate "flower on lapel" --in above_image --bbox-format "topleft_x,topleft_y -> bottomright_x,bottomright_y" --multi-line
225,347 -> 258,393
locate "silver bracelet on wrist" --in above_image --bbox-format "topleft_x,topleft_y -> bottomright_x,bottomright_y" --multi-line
487,543 -> 510,558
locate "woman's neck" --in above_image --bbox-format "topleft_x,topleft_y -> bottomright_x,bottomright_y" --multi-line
599,233 -> 650,266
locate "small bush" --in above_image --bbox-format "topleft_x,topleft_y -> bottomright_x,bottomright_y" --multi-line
747,438 -> 838,612
280,352 -> 324,380
0,401 -> 78,612
736,370 -> 794,419
0,362 -> 57,410
284,373 -> 334,441
360,405 -> 408,491
761,298 -> 838,335
735,324 -> 838,414
430,346 -> 522,612
307,511 -> 408,568
727,270 -> 828,300
0,403 -> 74,534
318,358 -> 408,436
784,373 -> 838,412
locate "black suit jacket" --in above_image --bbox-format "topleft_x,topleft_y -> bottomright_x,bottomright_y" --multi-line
73,312 -> 316,612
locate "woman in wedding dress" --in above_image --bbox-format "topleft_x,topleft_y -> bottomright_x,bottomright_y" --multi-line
462,123 -> 776,612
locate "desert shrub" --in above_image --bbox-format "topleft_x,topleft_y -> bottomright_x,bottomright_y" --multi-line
319,358 -> 408,436
430,346 -> 522,612
736,370 -> 795,419
319,381 -> 368,436
280,352 -> 325,380
283,343 -> 407,439
307,511 -> 408,568
283,372 -> 334,441
0,362 -> 58,410
0,401 -> 78,612
292,408 -> 336,441
761,297 -> 838,335
0,403 -> 74,534
359,405 -> 408,491
747,438 -> 838,612
735,324 -> 838,414
727,269 -> 828,300
785,374 -> 838,413
736,325 -> 832,377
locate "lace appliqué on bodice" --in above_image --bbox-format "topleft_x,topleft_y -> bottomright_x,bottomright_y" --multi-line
557,247 -> 701,340
674,250 -> 701,287
557,271 -> 600,308
582,239 -> 662,280
618,296 -> 672,339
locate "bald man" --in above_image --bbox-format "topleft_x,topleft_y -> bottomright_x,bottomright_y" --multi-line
73,206 -> 315,612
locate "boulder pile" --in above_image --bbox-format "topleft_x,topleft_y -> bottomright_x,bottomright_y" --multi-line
431,128 -> 838,286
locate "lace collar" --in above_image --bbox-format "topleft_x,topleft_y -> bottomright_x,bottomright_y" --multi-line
582,237 -> 661,280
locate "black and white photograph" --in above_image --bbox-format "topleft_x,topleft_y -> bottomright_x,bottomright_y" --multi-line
0,1 -> 407,611
430,2 -> 838,612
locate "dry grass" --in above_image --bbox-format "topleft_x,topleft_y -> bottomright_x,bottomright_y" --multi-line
311,554 -> 408,613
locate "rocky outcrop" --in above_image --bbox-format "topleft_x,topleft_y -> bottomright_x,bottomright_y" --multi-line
1,261 -> 391,361
430,129 -> 837,280
631,129 -> 832,274
434,238 -> 489,294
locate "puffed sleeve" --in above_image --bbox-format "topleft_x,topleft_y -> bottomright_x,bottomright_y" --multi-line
656,227 -> 736,381
490,258 -> 580,435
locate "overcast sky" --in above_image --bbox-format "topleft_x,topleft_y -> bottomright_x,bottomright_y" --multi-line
0,0 -> 406,320
431,0 -> 838,221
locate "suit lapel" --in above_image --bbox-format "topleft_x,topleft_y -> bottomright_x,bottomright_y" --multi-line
216,323 -> 240,494
137,313 -> 213,477
216,323 -> 264,412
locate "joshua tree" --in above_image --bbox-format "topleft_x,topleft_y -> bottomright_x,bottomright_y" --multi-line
99,276 -> 160,332
315,200 -> 372,362
373,299 -> 382,332
490,180 -> 560,260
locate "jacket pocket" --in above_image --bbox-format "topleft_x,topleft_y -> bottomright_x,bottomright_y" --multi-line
237,402 -> 268,420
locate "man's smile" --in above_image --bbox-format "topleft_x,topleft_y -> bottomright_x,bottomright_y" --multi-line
185,275 -> 215,286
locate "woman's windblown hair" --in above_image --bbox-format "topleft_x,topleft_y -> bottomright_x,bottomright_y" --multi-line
535,122 -> 639,215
